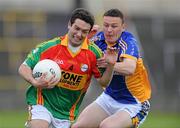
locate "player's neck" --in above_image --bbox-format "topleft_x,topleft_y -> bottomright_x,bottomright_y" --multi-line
68,43 -> 81,53
105,41 -> 117,47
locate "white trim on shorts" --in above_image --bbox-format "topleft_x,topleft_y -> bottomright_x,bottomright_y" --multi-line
27,105 -> 71,128
95,92 -> 150,127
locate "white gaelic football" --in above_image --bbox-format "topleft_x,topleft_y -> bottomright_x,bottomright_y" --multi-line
32,59 -> 61,82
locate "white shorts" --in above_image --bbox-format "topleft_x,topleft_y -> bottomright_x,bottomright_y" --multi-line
26,105 -> 71,128
95,92 -> 150,127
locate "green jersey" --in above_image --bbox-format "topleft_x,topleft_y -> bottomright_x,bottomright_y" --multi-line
25,35 -> 103,121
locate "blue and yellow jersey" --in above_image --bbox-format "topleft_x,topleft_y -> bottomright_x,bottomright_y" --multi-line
25,34 -> 103,121
93,31 -> 151,104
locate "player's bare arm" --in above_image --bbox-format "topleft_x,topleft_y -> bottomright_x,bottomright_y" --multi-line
98,47 -> 119,87
18,64 -> 58,88
114,58 -> 137,75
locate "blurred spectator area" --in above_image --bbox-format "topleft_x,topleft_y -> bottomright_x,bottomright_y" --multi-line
0,11 -> 69,75
0,11 -> 69,109
0,0 -> 180,111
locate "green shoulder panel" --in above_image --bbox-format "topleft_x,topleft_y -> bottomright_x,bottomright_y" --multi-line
25,37 -> 61,69
88,42 -> 105,75
88,42 -> 103,59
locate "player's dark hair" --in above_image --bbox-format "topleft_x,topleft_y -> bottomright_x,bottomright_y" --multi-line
103,9 -> 124,23
70,8 -> 95,30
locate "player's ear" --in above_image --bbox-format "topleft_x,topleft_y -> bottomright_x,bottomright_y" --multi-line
122,23 -> 126,31
68,21 -> 71,29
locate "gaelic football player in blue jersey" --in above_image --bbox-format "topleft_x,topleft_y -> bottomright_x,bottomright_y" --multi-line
72,8 -> 151,128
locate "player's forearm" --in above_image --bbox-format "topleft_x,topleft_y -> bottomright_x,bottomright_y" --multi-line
98,64 -> 114,87
18,64 -> 35,84
114,60 -> 136,75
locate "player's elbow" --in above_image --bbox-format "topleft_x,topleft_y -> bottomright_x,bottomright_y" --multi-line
18,63 -> 29,76
100,83 -> 108,88
97,78 -> 109,88
18,64 -> 23,75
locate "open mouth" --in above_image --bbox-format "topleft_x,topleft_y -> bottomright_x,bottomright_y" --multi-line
106,35 -> 113,39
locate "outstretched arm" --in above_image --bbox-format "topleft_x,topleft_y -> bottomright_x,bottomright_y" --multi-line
97,47 -> 119,87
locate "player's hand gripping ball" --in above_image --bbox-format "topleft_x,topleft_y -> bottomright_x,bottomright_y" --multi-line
33,59 -> 61,85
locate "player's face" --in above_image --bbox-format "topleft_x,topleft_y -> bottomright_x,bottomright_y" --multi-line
68,19 -> 91,47
103,16 -> 124,44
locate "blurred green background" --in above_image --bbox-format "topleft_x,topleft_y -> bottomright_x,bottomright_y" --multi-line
0,0 -> 180,127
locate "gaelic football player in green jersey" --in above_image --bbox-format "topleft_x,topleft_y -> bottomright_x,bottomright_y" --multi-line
19,8 -> 118,128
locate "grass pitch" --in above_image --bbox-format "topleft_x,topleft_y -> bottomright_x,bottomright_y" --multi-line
0,110 -> 179,128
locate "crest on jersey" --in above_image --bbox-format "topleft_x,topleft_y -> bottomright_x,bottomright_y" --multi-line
81,64 -> 88,72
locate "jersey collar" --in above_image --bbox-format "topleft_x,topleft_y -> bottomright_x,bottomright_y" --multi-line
61,34 -> 89,50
